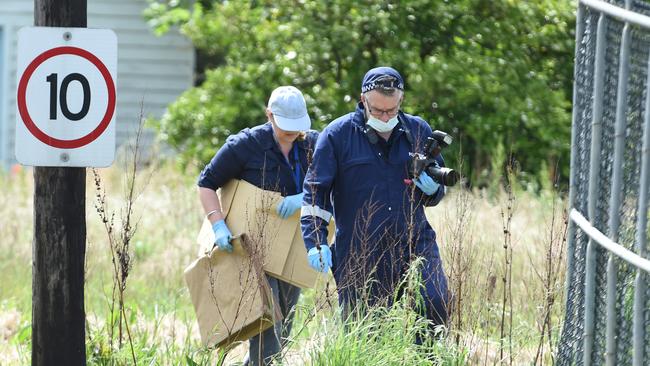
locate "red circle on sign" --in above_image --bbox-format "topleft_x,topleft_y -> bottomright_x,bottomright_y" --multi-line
17,46 -> 116,149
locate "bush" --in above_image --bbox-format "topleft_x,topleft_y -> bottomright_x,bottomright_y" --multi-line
146,0 -> 575,187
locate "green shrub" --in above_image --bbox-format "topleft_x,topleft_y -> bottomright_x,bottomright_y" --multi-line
145,0 -> 574,187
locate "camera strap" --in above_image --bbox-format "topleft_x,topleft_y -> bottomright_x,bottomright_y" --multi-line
364,126 -> 379,144
361,113 -> 415,151
398,114 -> 415,150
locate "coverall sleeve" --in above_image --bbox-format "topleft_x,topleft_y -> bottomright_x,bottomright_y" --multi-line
300,130 -> 336,251
197,135 -> 246,190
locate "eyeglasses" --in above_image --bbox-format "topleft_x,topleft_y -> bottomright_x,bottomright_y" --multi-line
366,102 -> 400,119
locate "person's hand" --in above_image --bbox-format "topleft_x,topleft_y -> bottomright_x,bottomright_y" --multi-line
307,245 -> 332,273
276,192 -> 304,219
211,219 -> 233,253
414,171 -> 440,196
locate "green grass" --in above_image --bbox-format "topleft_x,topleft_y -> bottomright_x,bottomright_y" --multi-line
302,260 -> 468,366
0,162 -> 566,365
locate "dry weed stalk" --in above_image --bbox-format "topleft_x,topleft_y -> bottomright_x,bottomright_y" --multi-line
532,177 -> 568,365
92,109 -> 152,365
203,160 -> 301,363
278,158 -> 338,363
438,157 -> 475,342
204,232 -> 272,357
498,164 -> 515,366
437,153 -> 507,365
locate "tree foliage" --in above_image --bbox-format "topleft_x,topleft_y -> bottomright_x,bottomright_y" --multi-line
146,0 -> 575,186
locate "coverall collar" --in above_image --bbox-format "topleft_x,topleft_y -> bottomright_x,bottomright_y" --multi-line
255,122 -> 311,152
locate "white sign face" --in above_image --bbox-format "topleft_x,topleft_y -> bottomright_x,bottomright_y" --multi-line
15,27 -> 117,167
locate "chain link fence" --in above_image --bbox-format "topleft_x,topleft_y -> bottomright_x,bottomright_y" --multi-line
558,0 -> 650,365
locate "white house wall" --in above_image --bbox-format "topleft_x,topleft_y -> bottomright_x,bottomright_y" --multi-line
0,0 -> 194,168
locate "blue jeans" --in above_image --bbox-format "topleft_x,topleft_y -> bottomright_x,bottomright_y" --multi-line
244,276 -> 301,366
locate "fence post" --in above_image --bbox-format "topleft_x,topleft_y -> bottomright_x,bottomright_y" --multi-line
583,12 -> 608,366
632,48 -> 650,366
605,1 -> 632,360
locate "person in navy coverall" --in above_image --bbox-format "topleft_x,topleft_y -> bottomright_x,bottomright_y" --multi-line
198,86 -> 318,365
300,67 -> 450,329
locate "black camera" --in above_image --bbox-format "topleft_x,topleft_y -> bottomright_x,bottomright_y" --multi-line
408,130 -> 459,186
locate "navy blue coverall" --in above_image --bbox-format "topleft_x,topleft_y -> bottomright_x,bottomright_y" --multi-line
300,103 -> 450,326
198,122 -> 318,365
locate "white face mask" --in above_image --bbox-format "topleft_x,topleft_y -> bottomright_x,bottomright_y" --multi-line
367,114 -> 399,133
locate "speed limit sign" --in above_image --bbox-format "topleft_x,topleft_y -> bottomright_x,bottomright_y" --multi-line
15,27 -> 117,167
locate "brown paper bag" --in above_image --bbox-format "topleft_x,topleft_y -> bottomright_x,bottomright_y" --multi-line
184,235 -> 282,348
197,179 -> 332,288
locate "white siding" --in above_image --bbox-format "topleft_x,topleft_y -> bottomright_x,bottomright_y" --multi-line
0,0 -> 194,167
0,1 -> 30,169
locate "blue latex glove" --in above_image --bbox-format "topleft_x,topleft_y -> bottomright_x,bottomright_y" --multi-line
414,171 -> 440,196
211,219 -> 233,253
276,192 -> 304,219
307,245 -> 332,273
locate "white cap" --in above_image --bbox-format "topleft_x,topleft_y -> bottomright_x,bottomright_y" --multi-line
268,86 -> 311,132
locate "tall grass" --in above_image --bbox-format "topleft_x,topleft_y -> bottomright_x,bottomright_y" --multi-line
0,161 -> 566,365
430,179 -> 567,364
297,258 -> 467,366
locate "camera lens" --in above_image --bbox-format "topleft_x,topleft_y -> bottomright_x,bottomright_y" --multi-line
427,166 -> 459,186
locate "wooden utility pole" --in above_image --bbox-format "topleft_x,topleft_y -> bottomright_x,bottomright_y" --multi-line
32,1 -> 87,365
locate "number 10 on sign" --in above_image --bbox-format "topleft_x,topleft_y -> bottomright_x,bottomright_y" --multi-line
47,72 -> 91,121
15,27 -> 117,167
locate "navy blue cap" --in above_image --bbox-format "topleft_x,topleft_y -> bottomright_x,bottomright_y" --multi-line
361,66 -> 405,93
